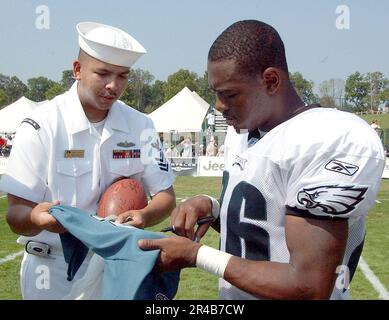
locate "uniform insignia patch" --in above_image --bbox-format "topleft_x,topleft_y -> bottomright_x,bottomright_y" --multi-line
113,149 -> 141,159
155,149 -> 169,172
325,159 -> 359,176
117,141 -> 135,148
21,118 -> 40,130
64,150 -> 85,158
297,184 -> 368,215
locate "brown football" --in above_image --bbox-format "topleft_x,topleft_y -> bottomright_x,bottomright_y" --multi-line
96,178 -> 148,218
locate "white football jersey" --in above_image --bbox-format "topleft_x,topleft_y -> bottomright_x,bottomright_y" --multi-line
218,108 -> 385,300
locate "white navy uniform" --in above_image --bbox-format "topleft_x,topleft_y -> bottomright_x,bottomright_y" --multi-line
0,82 -> 174,299
218,108 -> 385,300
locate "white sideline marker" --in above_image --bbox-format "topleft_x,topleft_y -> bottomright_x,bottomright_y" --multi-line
359,257 -> 389,300
0,251 -> 24,266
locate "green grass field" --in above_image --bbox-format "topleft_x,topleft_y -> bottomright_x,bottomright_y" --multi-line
0,177 -> 388,300
359,114 -> 389,131
358,114 -> 389,145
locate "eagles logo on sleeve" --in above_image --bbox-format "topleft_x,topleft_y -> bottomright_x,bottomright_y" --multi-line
296,184 -> 368,216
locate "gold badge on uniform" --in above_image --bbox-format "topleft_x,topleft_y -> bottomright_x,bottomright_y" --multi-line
64,150 -> 85,158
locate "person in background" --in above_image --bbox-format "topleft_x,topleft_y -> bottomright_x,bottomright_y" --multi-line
217,143 -> 225,157
206,135 -> 218,156
180,137 -> 193,158
0,135 -> 6,149
206,108 -> 216,133
370,119 -> 380,130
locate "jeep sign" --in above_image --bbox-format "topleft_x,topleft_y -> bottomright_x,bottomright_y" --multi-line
197,156 -> 224,177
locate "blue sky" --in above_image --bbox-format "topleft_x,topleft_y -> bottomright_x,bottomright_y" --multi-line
0,0 -> 387,91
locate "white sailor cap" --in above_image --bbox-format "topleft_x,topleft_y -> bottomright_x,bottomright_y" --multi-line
76,21 -> 147,68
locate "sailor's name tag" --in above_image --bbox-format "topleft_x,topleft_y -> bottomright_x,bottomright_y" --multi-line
64,150 -> 85,158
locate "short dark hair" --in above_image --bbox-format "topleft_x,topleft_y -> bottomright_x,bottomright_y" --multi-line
208,20 -> 288,77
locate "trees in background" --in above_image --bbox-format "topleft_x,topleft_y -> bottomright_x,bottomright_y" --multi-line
289,72 -> 317,104
365,72 -> 389,112
145,80 -> 165,114
60,70 -> 74,91
121,69 -> 155,112
164,69 -> 199,101
345,72 -> 370,111
197,71 -> 215,106
26,77 -> 56,102
0,89 -> 7,107
381,87 -> 389,105
45,83 -> 66,100
45,70 -> 74,100
345,71 -> 389,112
2,76 -> 28,107
319,78 -> 345,108
0,70 -> 73,108
0,69 -> 387,113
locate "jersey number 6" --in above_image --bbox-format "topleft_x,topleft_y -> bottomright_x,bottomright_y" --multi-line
221,171 -> 270,261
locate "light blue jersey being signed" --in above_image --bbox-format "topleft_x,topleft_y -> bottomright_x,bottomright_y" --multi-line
50,205 -> 179,300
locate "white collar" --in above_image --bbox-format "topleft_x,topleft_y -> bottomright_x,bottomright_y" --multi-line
64,82 -> 130,135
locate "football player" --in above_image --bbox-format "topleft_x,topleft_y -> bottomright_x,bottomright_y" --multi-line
139,20 -> 385,299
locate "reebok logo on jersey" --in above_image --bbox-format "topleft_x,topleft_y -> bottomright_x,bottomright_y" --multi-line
297,184 -> 367,215
232,155 -> 247,170
325,159 -> 359,176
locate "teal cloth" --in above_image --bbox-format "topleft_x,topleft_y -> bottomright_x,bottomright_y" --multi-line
50,205 -> 179,300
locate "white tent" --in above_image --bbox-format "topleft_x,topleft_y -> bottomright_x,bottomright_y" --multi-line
0,97 -> 46,134
148,87 -> 210,133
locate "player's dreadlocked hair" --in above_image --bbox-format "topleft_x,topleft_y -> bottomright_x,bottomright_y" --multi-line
208,20 -> 289,77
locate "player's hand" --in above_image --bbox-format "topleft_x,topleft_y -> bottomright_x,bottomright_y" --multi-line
116,209 -> 146,229
30,200 -> 66,233
138,236 -> 201,272
171,195 -> 213,241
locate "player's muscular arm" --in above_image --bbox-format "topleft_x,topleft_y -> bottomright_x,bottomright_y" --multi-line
6,194 -> 63,236
224,214 -> 348,299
